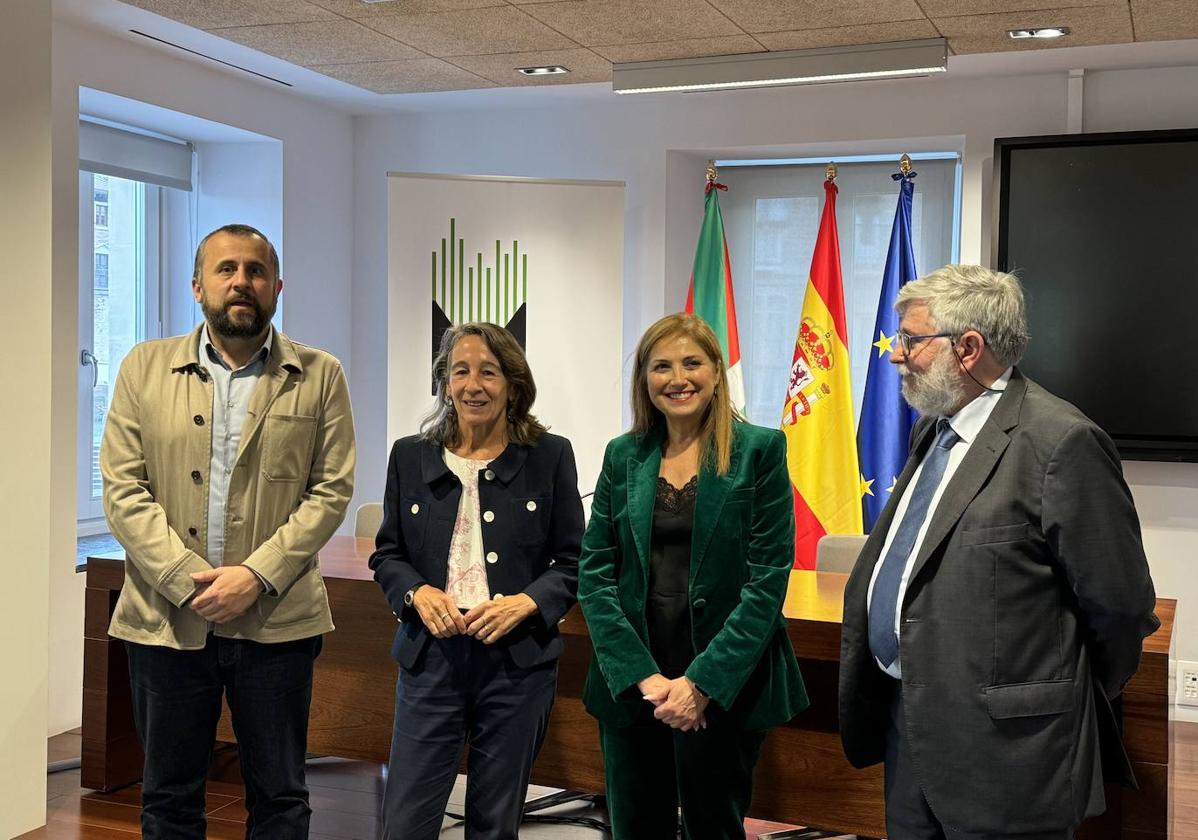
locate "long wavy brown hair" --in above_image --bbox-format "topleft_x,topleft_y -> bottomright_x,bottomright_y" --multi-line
420,322 -> 546,447
630,313 -> 739,474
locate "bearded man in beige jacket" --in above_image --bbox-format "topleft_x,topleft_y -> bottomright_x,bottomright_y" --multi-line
101,223 -> 355,839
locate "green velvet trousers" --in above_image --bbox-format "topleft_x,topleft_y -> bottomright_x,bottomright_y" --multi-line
599,714 -> 767,840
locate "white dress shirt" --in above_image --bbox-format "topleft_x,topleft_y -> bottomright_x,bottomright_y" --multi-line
866,367 -> 1012,678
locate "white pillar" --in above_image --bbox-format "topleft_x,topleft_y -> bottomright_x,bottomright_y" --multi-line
0,0 -> 53,833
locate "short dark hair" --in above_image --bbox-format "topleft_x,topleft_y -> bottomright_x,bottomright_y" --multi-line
192,224 -> 280,282
420,322 -> 546,447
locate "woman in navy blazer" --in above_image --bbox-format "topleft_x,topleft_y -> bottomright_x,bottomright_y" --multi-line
369,322 -> 583,840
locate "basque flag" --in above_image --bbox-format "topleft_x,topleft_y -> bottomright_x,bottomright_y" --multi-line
858,168 -> 920,531
686,179 -> 746,413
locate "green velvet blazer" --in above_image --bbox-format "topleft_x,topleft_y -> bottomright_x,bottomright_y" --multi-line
578,421 -> 809,731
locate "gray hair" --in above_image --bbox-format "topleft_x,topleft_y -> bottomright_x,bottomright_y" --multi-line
895,264 -> 1029,367
192,224 -> 280,282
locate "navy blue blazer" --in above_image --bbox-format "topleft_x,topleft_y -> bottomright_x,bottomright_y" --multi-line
369,432 -> 583,670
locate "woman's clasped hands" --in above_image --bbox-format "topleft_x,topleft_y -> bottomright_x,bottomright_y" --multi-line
638,673 -> 709,732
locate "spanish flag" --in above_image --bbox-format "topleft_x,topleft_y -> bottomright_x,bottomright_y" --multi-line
781,178 -> 863,569
686,180 -> 746,413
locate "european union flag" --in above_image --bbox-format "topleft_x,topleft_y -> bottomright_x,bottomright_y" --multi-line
858,169 -> 920,531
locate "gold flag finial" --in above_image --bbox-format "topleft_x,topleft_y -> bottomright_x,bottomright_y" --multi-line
825,161 -> 838,182
899,154 -> 912,176
706,160 -> 718,183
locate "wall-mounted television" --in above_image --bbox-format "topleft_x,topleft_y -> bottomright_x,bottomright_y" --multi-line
993,128 -> 1198,462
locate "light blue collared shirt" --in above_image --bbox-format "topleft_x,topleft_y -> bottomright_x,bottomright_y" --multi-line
866,367 -> 1013,679
199,325 -> 272,572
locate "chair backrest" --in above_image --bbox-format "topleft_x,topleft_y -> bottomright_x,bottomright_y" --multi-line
816,534 -> 869,573
354,502 -> 384,539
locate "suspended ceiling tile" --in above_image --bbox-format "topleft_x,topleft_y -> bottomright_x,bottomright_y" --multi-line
211,19 -> 426,65
754,20 -> 942,51
935,4 -> 1134,53
593,35 -> 765,63
360,6 -> 577,57
919,0 -> 1122,14
304,0 -> 506,20
449,48 -> 612,85
1130,0 -> 1198,41
118,0 -> 336,30
518,0 -> 745,47
309,57 -> 496,92
705,0 -> 925,34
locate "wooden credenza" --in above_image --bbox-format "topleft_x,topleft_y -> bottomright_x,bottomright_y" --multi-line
82,537 -> 1175,838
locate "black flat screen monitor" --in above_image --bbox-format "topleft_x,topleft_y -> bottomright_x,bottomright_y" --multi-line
994,128 -> 1198,462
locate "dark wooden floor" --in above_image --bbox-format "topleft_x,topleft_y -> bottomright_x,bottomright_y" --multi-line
21,722 -> 1198,838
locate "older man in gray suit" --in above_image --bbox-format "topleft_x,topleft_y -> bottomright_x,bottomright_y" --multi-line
839,265 -> 1158,839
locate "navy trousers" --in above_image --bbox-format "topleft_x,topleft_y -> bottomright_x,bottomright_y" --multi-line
125,633 -> 321,840
381,633 -> 557,840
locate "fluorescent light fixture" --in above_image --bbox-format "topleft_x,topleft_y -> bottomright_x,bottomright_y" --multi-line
517,65 -> 570,76
1007,27 -> 1071,39
612,38 -> 946,95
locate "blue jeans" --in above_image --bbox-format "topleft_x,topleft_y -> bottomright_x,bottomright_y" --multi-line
125,633 -> 322,840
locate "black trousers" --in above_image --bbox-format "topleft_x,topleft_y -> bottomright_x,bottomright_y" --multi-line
125,633 -> 322,840
599,709 -> 767,840
884,685 -> 1073,840
381,633 -> 558,840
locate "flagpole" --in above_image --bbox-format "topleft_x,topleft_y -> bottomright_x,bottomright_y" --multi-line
706,159 -> 718,183
899,153 -> 912,176
825,161 -> 837,182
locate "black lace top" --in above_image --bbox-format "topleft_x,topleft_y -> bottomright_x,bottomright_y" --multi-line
647,475 -> 697,679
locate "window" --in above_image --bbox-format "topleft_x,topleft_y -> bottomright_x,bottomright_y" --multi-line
78,171 -> 162,523
94,253 -> 108,291
717,156 -> 960,427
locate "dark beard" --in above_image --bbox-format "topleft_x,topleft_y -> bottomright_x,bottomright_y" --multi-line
203,298 -> 272,339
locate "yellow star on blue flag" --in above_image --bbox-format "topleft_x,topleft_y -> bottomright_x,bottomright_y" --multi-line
860,473 -> 875,498
873,330 -> 895,358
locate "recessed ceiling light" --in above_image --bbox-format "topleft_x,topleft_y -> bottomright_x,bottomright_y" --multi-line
517,66 -> 569,76
1008,27 -> 1071,39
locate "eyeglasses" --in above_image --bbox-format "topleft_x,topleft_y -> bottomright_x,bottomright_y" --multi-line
897,331 -> 955,355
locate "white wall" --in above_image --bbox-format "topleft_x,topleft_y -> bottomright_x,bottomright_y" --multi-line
2,2 -> 52,833
350,63 -> 1198,700
48,20 -> 355,737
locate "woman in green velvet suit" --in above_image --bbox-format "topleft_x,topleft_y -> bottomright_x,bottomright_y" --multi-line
578,313 -> 808,840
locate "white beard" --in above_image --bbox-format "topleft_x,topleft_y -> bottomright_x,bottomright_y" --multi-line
899,347 -> 969,417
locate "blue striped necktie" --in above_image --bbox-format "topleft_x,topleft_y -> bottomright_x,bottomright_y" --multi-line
868,418 -> 960,667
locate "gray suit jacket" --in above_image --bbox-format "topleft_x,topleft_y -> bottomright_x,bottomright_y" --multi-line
839,369 -> 1158,834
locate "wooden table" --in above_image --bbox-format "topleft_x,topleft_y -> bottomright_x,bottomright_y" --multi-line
82,537 -> 1175,838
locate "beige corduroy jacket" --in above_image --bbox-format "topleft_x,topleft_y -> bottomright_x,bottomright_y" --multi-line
100,324 -> 356,650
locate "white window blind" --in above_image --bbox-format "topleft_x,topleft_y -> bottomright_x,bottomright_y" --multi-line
79,119 -> 193,192
717,157 -> 959,427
